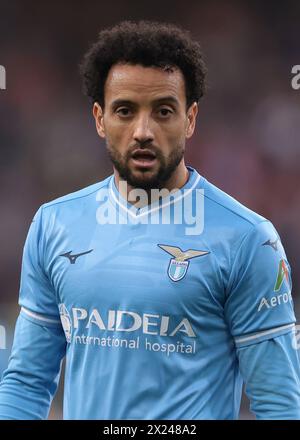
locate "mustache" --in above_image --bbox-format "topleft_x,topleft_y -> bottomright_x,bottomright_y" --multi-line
127,143 -> 161,157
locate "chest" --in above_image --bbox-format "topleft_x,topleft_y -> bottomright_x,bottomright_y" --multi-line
47,221 -> 225,333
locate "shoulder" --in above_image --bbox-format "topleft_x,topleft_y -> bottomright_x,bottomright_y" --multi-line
31,175 -> 112,231
202,177 -> 267,229
200,177 -> 280,266
41,176 -> 111,211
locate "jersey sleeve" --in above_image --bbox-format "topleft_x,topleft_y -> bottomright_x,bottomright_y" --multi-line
0,206 -> 66,419
225,220 -> 296,348
237,331 -> 300,419
18,206 -> 61,327
0,313 -> 66,419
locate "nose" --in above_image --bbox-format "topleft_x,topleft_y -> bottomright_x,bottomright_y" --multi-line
132,112 -> 154,145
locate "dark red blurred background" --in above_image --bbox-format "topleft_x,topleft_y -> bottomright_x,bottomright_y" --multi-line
0,0 -> 299,419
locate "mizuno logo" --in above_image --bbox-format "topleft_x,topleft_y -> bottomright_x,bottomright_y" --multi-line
263,238 -> 279,251
60,249 -> 93,264
158,244 -> 210,282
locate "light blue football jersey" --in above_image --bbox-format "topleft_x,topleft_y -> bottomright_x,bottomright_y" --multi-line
0,166 -> 299,419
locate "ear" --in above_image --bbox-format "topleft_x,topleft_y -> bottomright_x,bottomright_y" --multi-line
93,102 -> 106,138
185,102 -> 198,139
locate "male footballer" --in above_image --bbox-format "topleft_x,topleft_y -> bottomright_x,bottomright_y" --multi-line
0,20 -> 300,419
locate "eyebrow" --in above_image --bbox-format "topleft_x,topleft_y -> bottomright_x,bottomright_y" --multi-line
110,96 -> 180,108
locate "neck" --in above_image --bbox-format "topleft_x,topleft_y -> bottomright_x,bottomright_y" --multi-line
114,160 -> 189,206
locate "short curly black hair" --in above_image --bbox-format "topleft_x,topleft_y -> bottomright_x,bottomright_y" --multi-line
80,20 -> 207,110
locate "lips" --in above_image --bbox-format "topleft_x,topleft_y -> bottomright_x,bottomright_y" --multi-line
130,149 -> 157,168
131,149 -> 156,160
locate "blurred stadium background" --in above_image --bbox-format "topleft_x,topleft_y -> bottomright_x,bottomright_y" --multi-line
0,0 -> 299,420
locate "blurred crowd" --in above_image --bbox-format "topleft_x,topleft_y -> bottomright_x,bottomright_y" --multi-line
0,0 -> 299,419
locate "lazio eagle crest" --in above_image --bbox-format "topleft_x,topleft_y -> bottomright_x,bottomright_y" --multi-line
158,244 -> 210,282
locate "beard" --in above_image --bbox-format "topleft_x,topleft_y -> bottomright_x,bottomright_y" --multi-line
106,142 -> 185,190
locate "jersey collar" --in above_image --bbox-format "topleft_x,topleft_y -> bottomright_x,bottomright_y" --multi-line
108,166 -> 203,220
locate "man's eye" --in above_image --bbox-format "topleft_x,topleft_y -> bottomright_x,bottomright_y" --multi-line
116,108 -> 131,116
159,108 -> 172,117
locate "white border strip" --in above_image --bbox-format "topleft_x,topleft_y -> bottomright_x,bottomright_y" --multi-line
109,174 -> 201,219
21,307 -> 61,324
235,323 -> 295,344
